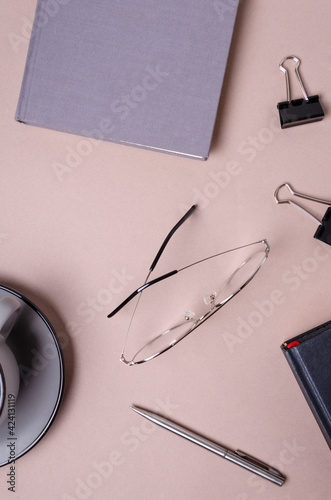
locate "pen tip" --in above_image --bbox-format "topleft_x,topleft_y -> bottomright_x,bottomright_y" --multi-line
130,405 -> 145,416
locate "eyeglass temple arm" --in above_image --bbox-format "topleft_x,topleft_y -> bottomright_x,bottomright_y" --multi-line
149,204 -> 197,272
107,270 -> 178,318
108,205 -> 196,318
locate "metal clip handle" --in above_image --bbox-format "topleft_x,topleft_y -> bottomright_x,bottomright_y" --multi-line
274,183 -> 331,225
279,56 -> 308,102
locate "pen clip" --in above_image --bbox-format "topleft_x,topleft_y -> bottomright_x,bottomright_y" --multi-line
234,450 -> 281,475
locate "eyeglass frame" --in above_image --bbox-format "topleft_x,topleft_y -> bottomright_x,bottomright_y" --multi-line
108,205 -> 270,365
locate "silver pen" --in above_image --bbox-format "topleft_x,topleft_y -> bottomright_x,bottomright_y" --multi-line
130,406 -> 285,487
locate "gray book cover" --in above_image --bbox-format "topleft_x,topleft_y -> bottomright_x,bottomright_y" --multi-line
15,0 -> 239,160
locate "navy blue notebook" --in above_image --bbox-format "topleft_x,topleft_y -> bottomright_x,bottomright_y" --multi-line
281,321 -> 331,450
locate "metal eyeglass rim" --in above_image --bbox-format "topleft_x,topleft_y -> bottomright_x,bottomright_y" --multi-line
121,242 -> 269,365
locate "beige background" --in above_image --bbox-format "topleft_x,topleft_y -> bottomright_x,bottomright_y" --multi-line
1,0 -> 331,498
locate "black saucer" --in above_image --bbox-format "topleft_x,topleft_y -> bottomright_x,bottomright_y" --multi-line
0,284 -> 64,467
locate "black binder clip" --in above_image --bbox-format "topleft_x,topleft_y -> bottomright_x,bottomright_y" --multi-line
277,56 -> 324,128
274,183 -> 331,246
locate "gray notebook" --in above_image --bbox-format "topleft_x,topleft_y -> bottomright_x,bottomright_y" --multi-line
16,0 -> 239,160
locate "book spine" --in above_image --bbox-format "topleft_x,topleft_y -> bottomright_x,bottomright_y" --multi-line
284,348 -> 331,450
15,0 -> 44,123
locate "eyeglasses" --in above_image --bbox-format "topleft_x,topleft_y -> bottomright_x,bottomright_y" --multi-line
108,205 -> 269,366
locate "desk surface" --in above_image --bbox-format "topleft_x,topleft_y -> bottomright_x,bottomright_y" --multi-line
1,1 -> 331,499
